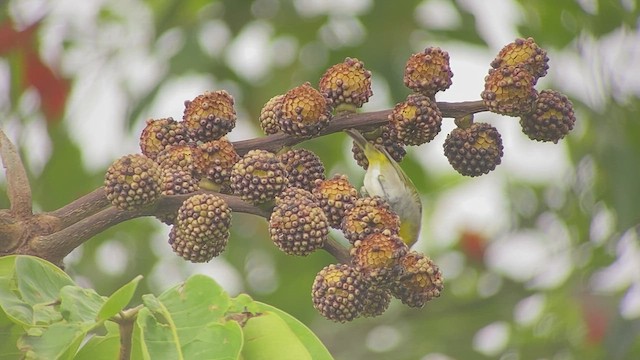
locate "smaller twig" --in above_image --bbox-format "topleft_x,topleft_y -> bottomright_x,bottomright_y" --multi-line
324,235 -> 351,264
0,129 -> 32,218
233,100 -> 487,155
112,305 -> 143,360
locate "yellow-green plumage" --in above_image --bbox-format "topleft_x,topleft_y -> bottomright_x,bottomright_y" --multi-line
345,129 -> 422,247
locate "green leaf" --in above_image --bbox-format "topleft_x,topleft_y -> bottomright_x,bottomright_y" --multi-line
17,322 -> 86,360
0,284 -> 33,327
59,285 -> 106,325
240,311 -> 312,360
15,256 -> 74,305
136,306 -> 182,360
137,301 -> 241,359
156,274 -> 231,343
228,293 -> 261,315
182,321 -> 243,360
97,275 -> 142,322
0,256 -> 73,327
136,275 -> 241,359
74,333 -> 120,360
0,307 -> 22,360
130,316 -> 147,360
253,302 -> 333,360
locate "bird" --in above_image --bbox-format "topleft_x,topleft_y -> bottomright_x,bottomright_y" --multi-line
344,128 -> 422,247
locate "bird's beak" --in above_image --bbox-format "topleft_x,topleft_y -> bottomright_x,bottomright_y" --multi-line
344,128 -> 368,150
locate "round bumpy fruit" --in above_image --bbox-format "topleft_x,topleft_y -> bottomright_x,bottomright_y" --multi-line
160,167 -> 199,196
312,264 -> 366,322
403,47 -> 453,97
104,154 -> 161,210
520,90 -> 576,143
391,251 -> 444,308
259,94 -> 284,135
196,138 -> 240,192
351,127 -> 406,170
278,148 -> 325,192
230,149 -> 289,205
388,93 -> 442,146
491,37 -> 549,82
481,65 -> 538,116
351,232 -> 409,285
139,117 -> 188,160
157,144 -> 203,175
312,174 -> 359,229
276,82 -> 332,137
183,90 -> 236,142
269,187 -> 329,256
361,286 -> 392,318
169,193 -> 232,262
342,196 -> 401,244
318,57 -> 373,112
443,122 -> 504,177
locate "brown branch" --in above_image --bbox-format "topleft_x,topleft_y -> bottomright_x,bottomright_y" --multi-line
31,190 -> 269,263
324,236 -> 350,264
234,100 -> 487,154
0,129 -> 32,218
33,189 -> 352,264
49,188 -> 113,229
112,305 -> 143,360
46,100 -> 487,228
119,318 -> 133,360
30,101 -> 487,263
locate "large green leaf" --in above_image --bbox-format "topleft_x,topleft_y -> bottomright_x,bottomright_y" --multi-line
253,302 -> 333,360
0,256 -> 72,327
74,323 -> 121,359
17,322 -> 86,360
136,305 -> 182,360
0,282 -> 33,328
227,294 -> 332,359
182,321 -> 243,360
74,334 -> 120,360
0,306 -> 21,360
14,256 -> 74,305
240,310 -> 312,360
136,275 -> 241,359
59,285 -> 106,325
156,274 -> 231,342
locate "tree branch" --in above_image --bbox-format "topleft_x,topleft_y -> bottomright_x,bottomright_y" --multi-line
0,129 -> 32,218
46,99 -> 488,229
233,100 -> 487,155
31,190 -> 269,262
22,100 -> 489,264
49,188 -> 112,229
33,188 -> 351,264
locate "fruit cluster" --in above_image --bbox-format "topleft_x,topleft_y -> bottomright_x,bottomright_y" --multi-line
102,37 -> 575,322
106,90 -> 240,262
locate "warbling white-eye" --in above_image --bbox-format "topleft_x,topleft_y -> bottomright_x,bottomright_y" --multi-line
345,129 -> 422,247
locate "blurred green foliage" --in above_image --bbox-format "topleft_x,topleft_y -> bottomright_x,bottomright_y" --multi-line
2,0 -> 640,359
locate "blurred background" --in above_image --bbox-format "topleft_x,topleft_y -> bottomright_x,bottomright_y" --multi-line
1,0 -> 639,359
